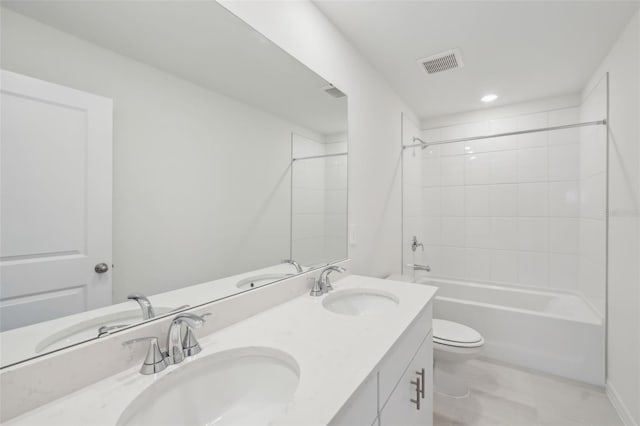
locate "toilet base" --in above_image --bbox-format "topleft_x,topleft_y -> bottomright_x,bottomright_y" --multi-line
434,364 -> 470,398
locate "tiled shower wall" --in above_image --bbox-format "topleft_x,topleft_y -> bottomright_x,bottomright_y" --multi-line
413,107 -> 589,290
292,133 -> 348,266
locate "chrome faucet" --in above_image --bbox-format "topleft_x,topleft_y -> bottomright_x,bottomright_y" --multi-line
128,293 -> 156,320
123,336 -> 168,375
282,259 -> 303,273
407,263 -> 431,272
310,266 -> 346,296
411,236 -> 424,252
165,312 -> 206,365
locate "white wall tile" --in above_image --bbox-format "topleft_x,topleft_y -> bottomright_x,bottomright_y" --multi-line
423,217 -> 441,245
440,246 -> 465,278
422,187 -> 441,217
488,150 -> 518,183
464,248 -> 491,281
441,186 -> 465,216
517,112 -> 548,148
488,184 -> 518,216
549,144 -> 579,181
419,104 -> 583,292
440,156 -> 465,186
549,218 -> 579,254
517,217 -> 549,251
465,217 -> 491,248
423,245 -> 441,274
518,251 -> 549,287
518,183 -> 548,216
517,147 -> 548,182
465,185 -> 489,216
422,157 -> 441,187
548,108 -> 580,146
441,217 -> 465,247
491,218 -> 518,250
580,173 -> 606,220
464,136 -> 512,153
549,253 -> 578,290
549,181 -> 579,217
490,250 -> 518,283
465,153 -> 489,184
440,141 -> 465,157
489,117 -> 518,134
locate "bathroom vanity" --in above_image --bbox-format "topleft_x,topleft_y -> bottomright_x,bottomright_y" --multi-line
2,273 -> 436,426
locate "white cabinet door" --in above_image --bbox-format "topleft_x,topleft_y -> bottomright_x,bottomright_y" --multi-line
379,331 -> 433,426
0,70 -> 113,331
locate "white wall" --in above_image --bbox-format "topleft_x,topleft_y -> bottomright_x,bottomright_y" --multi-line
417,98 -> 592,293
1,8 -> 326,302
219,0 -> 419,278
583,11 -> 640,426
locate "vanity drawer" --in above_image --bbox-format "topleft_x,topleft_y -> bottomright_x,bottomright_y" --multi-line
378,302 -> 432,407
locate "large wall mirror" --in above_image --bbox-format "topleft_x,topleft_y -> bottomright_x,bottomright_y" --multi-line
0,1 -> 348,367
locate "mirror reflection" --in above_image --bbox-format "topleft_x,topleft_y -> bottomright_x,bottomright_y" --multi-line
0,1 -> 348,367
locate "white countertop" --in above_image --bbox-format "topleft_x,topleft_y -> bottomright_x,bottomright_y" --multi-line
6,275 -> 437,426
1,263 -> 309,367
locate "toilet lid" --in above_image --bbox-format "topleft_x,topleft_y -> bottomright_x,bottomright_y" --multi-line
433,319 -> 483,345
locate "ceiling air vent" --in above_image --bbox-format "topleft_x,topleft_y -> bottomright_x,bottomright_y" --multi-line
418,48 -> 464,75
323,84 -> 346,98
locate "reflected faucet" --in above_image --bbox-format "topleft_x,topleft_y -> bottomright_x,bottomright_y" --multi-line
128,293 -> 156,320
282,259 -> 303,273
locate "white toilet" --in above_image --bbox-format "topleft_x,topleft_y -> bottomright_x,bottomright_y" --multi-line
432,319 -> 484,398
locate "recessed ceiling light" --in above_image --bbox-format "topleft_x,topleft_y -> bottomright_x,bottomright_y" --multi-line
481,94 -> 498,103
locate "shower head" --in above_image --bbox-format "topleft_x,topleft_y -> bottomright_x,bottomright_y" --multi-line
412,136 -> 429,149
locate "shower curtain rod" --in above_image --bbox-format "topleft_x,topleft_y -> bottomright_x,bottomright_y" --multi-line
292,152 -> 348,162
403,119 -> 607,150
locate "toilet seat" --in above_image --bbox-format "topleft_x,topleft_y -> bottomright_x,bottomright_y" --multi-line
433,319 -> 484,348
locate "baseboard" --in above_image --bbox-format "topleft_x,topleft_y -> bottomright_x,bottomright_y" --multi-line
606,381 -> 638,426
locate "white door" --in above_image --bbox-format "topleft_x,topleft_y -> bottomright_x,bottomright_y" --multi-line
0,70 -> 113,331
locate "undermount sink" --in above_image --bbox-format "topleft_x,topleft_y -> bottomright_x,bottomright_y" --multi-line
322,289 -> 399,316
117,347 -> 299,426
35,307 -> 178,353
236,273 -> 294,290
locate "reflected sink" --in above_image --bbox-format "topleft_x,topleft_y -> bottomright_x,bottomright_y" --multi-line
236,273 -> 294,290
323,289 -> 399,316
117,347 -> 299,426
35,307 -> 178,353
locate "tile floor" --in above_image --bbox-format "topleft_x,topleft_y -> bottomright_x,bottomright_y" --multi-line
434,358 -> 623,426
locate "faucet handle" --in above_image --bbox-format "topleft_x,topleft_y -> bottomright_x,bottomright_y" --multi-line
181,312 -> 210,357
123,336 -> 168,375
165,313 -> 209,364
173,312 -> 207,328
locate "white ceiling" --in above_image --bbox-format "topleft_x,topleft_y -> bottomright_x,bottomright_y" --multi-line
314,0 -> 639,120
2,1 -> 348,136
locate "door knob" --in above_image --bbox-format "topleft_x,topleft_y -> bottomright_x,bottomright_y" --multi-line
95,263 -> 109,273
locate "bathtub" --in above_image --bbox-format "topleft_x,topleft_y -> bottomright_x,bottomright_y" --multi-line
418,277 -> 605,386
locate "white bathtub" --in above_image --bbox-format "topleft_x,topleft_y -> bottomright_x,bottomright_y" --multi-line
419,277 -> 605,385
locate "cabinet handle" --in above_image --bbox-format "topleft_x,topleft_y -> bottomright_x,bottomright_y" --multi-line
416,368 -> 425,399
410,377 -> 421,410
